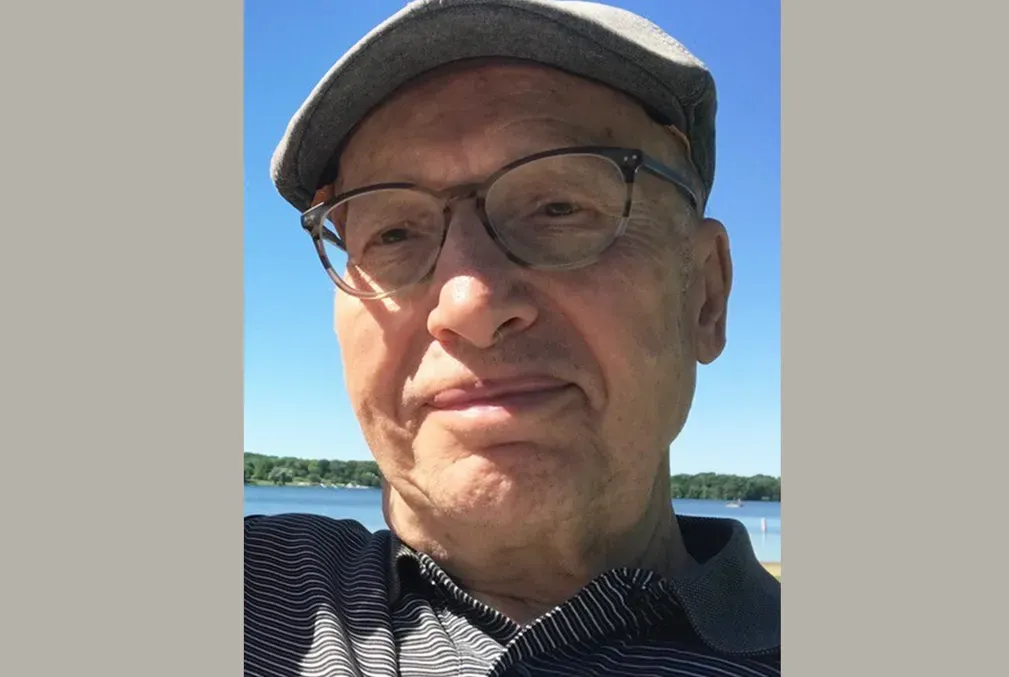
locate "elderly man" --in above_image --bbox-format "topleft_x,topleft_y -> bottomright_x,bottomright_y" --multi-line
244,1 -> 780,676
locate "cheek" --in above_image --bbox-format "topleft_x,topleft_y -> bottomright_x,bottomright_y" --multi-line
592,245 -> 686,361
335,300 -> 414,423
586,286 -> 681,387
559,241 -> 692,432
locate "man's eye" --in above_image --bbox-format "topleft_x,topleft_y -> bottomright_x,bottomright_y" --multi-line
541,202 -> 578,217
377,228 -> 410,245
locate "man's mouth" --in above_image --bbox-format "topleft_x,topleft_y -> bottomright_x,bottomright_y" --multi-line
427,376 -> 575,412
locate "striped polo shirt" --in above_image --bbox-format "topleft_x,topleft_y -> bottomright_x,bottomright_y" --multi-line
245,512 -> 780,676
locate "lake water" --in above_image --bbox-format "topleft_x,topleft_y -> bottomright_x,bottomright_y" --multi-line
244,485 -> 782,563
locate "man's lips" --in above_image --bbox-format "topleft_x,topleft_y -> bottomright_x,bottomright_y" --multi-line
427,377 -> 574,410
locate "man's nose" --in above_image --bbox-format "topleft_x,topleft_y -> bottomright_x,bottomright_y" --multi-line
425,204 -> 538,348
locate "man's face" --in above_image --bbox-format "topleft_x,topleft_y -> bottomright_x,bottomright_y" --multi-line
324,62 -> 731,537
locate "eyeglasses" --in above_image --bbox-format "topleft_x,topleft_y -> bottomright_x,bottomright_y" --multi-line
300,146 -> 701,299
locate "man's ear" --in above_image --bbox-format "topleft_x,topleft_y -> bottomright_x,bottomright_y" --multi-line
692,218 -> 732,365
311,184 -> 335,208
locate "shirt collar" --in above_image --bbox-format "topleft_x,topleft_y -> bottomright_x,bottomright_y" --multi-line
384,512 -> 779,656
661,514 -> 780,655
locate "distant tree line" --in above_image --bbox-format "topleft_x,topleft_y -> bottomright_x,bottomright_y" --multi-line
244,453 -> 383,488
244,453 -> 780,500
670,472 -> 780,501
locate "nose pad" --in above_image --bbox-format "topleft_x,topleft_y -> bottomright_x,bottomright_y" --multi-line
443,187 -> 480,213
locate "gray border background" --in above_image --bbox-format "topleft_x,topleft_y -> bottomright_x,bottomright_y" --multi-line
783,0 -> 1007,673
1,0 -> 1005,674
1,0 -> 243,674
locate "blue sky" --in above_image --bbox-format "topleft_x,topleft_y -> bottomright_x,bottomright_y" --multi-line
244,0 -> 780,477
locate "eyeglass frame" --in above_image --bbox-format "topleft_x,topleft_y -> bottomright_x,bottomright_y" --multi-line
300,145 -> 703,300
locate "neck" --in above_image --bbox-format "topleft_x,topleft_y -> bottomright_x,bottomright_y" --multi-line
385,476 -> 696,625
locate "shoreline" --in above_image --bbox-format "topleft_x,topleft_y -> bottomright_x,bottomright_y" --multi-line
245,483 -> 781,577
245,481 -> 781,503
246,480 -> 377,489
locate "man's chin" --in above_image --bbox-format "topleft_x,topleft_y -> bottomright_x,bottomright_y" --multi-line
427,457 -> 571,525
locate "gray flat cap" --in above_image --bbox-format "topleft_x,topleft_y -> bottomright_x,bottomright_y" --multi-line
271,0 -> 718,213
